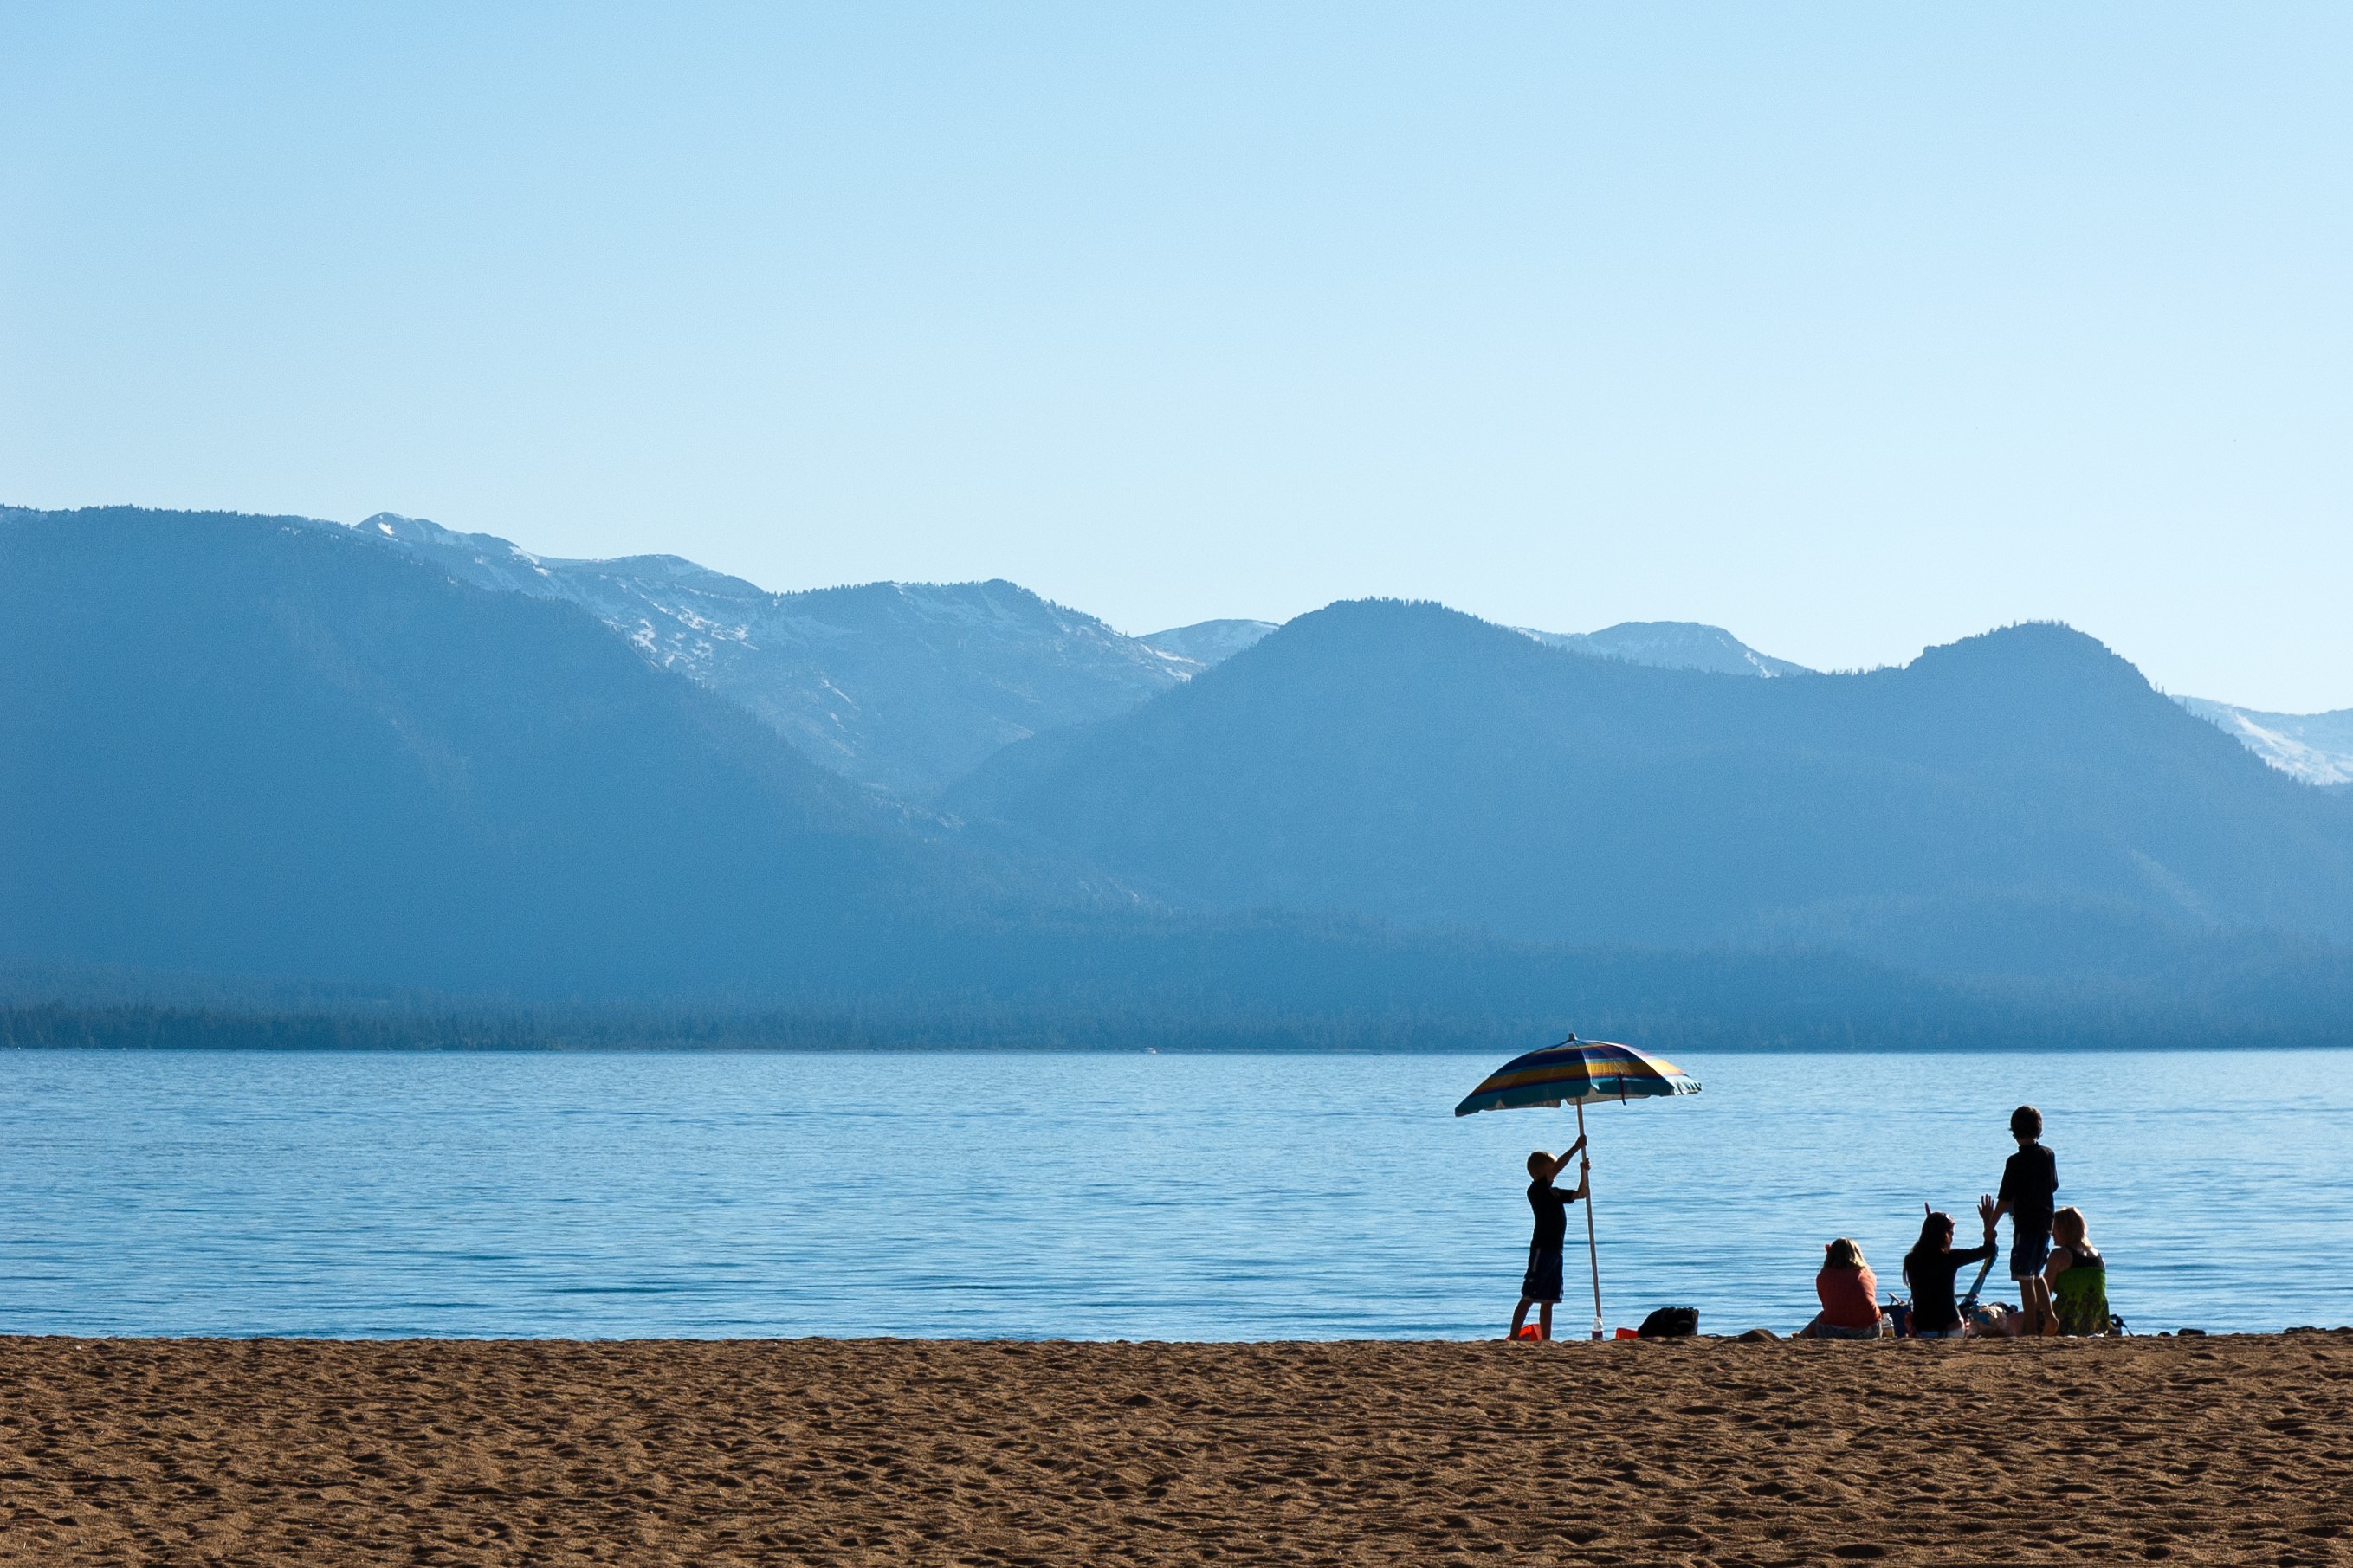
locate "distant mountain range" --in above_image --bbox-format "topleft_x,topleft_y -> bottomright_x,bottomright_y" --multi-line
3,503 -> 2349,1048
176,508 -> 2353,799
287,518 -> 1846,793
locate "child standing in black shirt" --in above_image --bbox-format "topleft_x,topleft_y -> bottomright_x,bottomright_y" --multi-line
1508,1136 -> 1587,1341
1991,1104 -> 2059,1336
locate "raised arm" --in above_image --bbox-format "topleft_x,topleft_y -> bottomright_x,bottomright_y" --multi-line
1537,1137 -> 1588,1183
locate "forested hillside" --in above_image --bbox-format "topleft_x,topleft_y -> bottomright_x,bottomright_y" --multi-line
947,600 -> 2353,984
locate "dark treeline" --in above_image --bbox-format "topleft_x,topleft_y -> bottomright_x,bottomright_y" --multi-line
7,973 -> 2349,1054
0,1003 -> 554,1053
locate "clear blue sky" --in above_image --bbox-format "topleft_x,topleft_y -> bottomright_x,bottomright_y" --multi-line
4,4 -> 2349,709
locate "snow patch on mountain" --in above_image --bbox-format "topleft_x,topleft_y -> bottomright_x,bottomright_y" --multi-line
1515,620 -> 1812,678
1139,619 -> 1279,668
2175,696 -> 2353,788
339,514 -> 1193,797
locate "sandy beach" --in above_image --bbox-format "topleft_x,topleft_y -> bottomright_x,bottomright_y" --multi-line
0,1333 -> 2346,1565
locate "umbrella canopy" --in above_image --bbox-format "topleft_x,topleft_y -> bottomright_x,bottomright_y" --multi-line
1453,1037 -> 1701,1117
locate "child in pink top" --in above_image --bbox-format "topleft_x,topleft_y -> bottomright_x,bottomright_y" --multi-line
1800,1237 -> 1883,1339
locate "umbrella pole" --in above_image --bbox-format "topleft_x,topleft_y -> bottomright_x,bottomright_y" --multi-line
1577,1101 -> 1602,1340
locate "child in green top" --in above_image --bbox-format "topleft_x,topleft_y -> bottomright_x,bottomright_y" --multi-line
2044,1205 -> 2110,1336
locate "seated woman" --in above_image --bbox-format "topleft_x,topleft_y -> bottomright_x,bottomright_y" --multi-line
2044,1204 -> 2110,1336
1902,1202 -> 2001,1339
1799,1237 -> 1883,1339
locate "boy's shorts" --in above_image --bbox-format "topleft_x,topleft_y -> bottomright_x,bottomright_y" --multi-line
2009,1227 -> 2051,1281
1521,1244 -> 1565,1304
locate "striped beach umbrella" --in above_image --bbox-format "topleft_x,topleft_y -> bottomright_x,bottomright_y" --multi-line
1454,1036 -> 1701,1339
1452,1036 -> 1701,1116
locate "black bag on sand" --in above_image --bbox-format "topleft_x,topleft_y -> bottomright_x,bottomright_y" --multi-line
1637,1307 -> 1699,1339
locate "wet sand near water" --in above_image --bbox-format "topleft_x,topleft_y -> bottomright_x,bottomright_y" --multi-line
0,1333 -> 2348,1565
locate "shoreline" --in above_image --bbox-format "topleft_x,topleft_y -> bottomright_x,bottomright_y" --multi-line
3,1333 -> 2346,1564
0,1326 -> 2342,1343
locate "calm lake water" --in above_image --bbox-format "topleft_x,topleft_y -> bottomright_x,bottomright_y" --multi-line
0,1049 -> 2345,1339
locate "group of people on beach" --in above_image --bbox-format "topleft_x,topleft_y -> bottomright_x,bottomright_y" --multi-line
1799,1104 -> 2111,1340
1507,1103 -> 2112,1340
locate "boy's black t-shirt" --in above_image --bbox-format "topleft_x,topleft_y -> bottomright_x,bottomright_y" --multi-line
1527,1180 -> 1579,1249
1999,1144 -> 2059,1234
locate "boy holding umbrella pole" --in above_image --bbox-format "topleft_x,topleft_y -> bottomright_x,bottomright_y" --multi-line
1508,1136 -> 1589,1340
